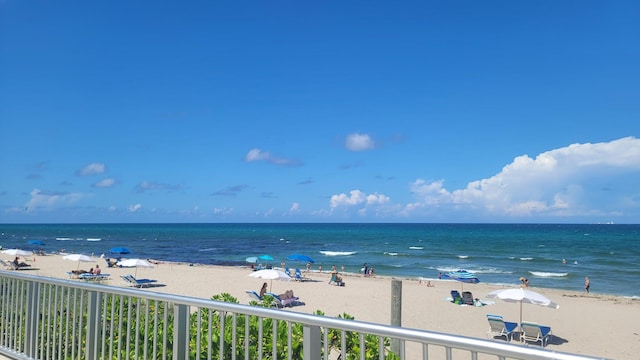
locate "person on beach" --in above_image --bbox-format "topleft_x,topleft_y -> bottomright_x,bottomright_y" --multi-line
585,276 -> 590,293
363,263 -> 368,277
277,289 -> 296,299
520,277 -> 529,287
306,262 -> 311,272
259,282 -> 268,298
93,264 -> 101,275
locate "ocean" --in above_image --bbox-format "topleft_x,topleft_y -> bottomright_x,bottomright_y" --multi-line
1,223 -> 638,298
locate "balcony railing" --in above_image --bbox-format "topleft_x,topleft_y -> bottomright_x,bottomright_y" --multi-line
0,270 -> 603,360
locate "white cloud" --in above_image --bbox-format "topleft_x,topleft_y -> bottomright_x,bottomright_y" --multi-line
244,148 -> 301,166
408,137 -> 640,218
345,133 -> 375,151
127,204 -> 142,212
25,188 -> 85,210
289,202 -> 300,214
93,178 -> 116,188
77,163 -> 106,176
330,190 -> 390,209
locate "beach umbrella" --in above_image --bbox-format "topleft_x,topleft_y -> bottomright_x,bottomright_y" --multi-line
248,269 -> 291,291
28,240 -> 45,246
117,258 -> 154,276
2,249 -> 33,257
442,269 -> 479,292
245,256 -> 258,264
486,288 -> 559,333
287,254 -> 315,263
109,247 -> 131,255
258,254 -> 274,261
62,254 -> 94,269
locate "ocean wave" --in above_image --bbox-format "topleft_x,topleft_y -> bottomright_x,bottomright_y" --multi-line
458,255 -> 469,259
384,252 -> 398,256
409,246 -> 423,250
55,237 -> 75,241
86,238 -> 102,242
529,271 -> 568,277
520,257 -> 533,261
319,251 -> 357,256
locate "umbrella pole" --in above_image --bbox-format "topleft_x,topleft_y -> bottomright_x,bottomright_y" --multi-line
519,301 -> 523,342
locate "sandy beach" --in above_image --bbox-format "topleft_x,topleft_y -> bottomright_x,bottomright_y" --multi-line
9,254 -> 639,360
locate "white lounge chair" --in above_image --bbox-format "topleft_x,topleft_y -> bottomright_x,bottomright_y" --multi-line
521,321 -> 553,347
486,314 -> 518,342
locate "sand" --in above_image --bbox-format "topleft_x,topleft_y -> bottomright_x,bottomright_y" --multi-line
9,254 -> 640,359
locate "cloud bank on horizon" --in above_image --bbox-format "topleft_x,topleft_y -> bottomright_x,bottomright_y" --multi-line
5,137 -> 640,223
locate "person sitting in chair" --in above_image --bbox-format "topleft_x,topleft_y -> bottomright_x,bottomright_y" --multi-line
12,257 -> 30,269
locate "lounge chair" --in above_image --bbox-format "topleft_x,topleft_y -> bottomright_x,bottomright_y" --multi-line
121,274 -> 158,288
450,290 -> 463,304
521,321 -> 553,347
265,292 -> 301,308
462,291 -> 475,305
246,290 -> 263,301
295,268 -> 310,282
486,314 -> 518,342
0,260 -> 15,270
79,273 -> 110,281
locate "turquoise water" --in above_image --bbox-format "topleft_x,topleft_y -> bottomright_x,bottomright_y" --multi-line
1,223 -> 638,298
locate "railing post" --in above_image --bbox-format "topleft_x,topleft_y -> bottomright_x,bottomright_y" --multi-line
85,290 -> 101,360
390,279 -> 402,355
303,324 -> 321,360
173,304 -> 189,360
25,281 -> 39,358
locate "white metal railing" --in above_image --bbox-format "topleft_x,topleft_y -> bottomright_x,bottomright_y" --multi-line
0,270 -> 605,360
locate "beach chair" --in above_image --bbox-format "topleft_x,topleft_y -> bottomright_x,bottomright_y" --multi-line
0,260 -> 16,270
79,273 -> 110,281
462,291 -> 474,305
521,321 -> 553,347
246,290 -> 263,301
450,290 -> 463,304
265,292 -> 300,308
121,274 -> 158,288
486,314 -> 518,342
295,268 -> 310,282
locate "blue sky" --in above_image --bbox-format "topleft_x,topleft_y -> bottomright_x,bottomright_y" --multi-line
1,1 -> 639,223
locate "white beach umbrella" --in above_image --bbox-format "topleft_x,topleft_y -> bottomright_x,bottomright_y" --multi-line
248,269 -> 292,291
2,249 -> 33,257
486,288 -> 559,332
117,258 -> 154,276
62,254 -> 94,269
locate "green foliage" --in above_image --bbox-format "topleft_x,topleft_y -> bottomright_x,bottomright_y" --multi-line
18,287 -> 398,360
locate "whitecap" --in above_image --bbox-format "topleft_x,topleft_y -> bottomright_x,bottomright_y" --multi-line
529,271 -> 568,277
384,252 -> 398,256
319,251 -> 357,256
409,246 -> 423,250
458,255 -> 469,259
520,257 -> 533,261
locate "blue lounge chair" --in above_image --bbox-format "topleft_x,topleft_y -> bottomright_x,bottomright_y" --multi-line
486,314 -> 518,342
121,274 -> 158,288
521,321 -> 553,347
295,268 -> 310,282
246,290 -> 263,301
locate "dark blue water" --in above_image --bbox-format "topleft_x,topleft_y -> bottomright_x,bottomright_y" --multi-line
1,223 -> 638,297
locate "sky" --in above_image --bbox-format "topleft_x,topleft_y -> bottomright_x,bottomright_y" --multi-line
1,1 -> 639,224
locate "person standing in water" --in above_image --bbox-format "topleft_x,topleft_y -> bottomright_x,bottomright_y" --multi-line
584,277 -> 590,293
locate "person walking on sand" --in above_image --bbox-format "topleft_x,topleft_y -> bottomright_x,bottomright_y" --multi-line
585,276 -> 590,293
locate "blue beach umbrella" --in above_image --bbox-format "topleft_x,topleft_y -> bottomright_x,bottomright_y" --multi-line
442,269 -> 480,291
109,247 -> 131,255
246,256 -> 258,264
287,254 -> 315,263
258,254 -> 274,261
